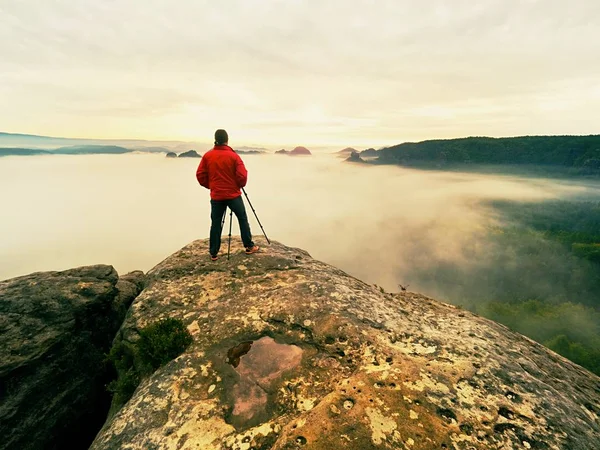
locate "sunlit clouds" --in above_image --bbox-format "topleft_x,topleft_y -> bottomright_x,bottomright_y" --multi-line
1,0 -> 599,148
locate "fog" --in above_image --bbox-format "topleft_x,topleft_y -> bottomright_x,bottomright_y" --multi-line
1,153 -> 597,301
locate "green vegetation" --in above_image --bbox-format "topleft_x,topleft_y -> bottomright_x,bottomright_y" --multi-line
107,318 -> 193,409
106,341 -> 140,407
491,199 -> 600,269
408,199 -> 600,375
136,318 -> 194,371
377,135 -> 600,174
475,300 -> 600,374
572,243 -> 600,263
476,200 -> 600,374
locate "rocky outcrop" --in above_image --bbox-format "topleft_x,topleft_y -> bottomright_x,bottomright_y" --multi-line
235,147 -> 268,155
92,239 -> 600,450
345,150 -> 365,163
235,150 -> 264,155
276,147 -> 312,156
178,150 -> 201,158
290,146 -> 311,156
361,148 -> 378,158
165,152 -> 177,158
0,266 -> 145,450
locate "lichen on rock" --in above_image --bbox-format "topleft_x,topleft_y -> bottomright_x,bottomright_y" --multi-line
91,238 -> 600,450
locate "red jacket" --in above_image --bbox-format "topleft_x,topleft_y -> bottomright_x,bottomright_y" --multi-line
196,145 -> 248,200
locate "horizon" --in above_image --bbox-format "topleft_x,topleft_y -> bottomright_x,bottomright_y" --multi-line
1,1 -> 599,146
2,130 -> 600,154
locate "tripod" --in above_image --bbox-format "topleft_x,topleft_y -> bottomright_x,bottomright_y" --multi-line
242,188 -> 271,245
219,189 -> 270,260
220,208 -> 234,260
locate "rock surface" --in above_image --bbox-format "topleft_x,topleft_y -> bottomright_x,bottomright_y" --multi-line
92,239 -> 600,450
0,265 -> 145,450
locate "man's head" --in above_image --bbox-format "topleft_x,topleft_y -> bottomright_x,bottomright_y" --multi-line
214,129 -> 228,145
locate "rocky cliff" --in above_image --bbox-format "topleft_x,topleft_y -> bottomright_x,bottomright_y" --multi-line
0,266 -> 145,450
91,238 -> 600,450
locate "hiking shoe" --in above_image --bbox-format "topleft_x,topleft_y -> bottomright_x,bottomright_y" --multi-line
211,254 -> 218,261
245,245 -> 260,254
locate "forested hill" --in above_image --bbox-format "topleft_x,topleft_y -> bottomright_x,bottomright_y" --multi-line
376,135 -> 600,171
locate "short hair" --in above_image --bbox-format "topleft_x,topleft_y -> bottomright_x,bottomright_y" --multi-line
214,129 -> 228,145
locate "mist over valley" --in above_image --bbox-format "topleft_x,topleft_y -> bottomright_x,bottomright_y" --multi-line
2,152 -> 599,373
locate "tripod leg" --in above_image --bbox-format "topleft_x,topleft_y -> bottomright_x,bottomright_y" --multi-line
227,209 -> 233,260
221,207 -> 227,231
242,188 -> 271,244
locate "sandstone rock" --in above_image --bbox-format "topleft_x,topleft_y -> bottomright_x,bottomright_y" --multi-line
345,150 -> 365,163
178,150 -> 201,158
92,239 -> 600,450
165,152 -> 177,158
113,271 -> 146,321
290,146 -> 311,156
336,147 -> 358,158
0,265 -> 145,450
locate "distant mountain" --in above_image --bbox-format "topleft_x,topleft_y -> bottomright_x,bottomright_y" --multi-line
178,150 -> 201,158
336,147 -> 357,154
0,131 -> 208,151
235,150 -> 266,155
360,148 -> 378,157
52,145 -> 130,155
376,135 -> 600,171
0,148 -> 51,157
345,150 -> 366,163
236,146 -> 269,153
289,146 -> 312,156
130,146 -> 172,153
0,132 -> 83,148
1,145 -> 132,156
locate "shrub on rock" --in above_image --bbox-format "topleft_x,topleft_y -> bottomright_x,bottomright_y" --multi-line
107,318 -> 192,412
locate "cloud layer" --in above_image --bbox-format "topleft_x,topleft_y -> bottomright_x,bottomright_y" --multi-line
1,0 -> 599,147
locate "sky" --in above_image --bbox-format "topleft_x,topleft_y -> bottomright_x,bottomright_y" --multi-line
1,0 -> 599,149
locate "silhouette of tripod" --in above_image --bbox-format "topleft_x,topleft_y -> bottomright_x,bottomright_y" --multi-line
219,189 -> 270,260
220,208 -> 233,260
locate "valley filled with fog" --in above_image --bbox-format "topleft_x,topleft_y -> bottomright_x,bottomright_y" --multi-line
3,152 -> 600,372
0,152 -> 596,290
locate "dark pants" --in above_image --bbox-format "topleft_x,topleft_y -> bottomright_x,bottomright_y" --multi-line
210,195 -> 254,256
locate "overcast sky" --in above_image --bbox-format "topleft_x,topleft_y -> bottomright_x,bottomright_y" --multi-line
1,0 -> 599,148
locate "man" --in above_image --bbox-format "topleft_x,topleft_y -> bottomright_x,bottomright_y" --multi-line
196,129 -> 259,261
